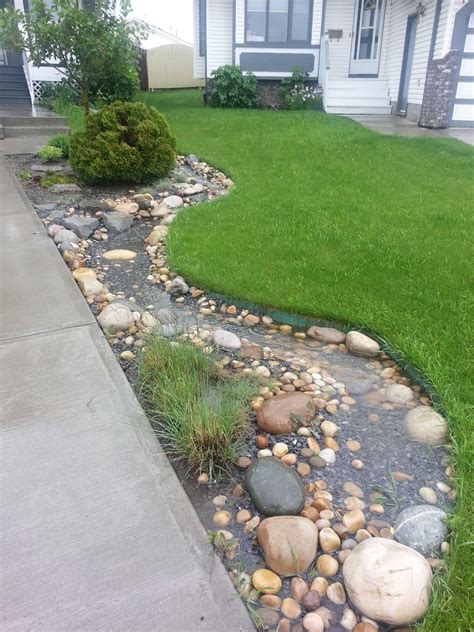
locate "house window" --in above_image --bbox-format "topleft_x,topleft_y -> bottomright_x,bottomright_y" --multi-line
199,0 -> 206,56
246,0 -> 312,44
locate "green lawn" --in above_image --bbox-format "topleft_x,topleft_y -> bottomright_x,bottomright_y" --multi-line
138,89 -> 474,630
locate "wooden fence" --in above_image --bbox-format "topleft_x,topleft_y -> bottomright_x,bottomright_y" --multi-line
144,44 -> 204,90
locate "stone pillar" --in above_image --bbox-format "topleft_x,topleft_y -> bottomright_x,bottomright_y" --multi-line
419,51 -> 461,128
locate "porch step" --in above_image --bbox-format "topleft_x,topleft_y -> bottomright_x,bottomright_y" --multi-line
324,78 -> 391,115
2,124 -> 69,138
325,105 -> 392,115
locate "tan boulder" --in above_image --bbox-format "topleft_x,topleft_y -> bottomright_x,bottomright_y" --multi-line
403,406 -> 447,446
257,392 -> 316,435
306,326 -> 346,344
346,331 -> 380,357
257,516 -> 318,575
343,538 -> 432,625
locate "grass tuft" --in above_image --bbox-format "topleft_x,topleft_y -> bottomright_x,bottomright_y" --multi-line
137,336 -> 258,477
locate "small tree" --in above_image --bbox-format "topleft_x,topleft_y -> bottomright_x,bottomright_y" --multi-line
0,0 -> 144,114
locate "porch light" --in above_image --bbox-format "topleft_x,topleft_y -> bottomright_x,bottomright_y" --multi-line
415,2 -> 426,17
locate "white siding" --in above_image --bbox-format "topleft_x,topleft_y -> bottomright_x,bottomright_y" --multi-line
193,0 -> 205,79
381,0 -> 437,106
433,0 -> 449,58
312,0 -> 324,45
236,0 -> 245,44
206,0 -> 234,75
323,0 -> 356,79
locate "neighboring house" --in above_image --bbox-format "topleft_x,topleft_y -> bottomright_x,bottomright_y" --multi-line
193,0 -> 474,127
129,19 -> 204,90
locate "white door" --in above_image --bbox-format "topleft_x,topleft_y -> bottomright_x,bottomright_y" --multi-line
349,0 -> 386,76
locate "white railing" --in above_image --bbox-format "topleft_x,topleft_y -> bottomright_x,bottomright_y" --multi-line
319,33 -> 330,110
21,50 -> 34,104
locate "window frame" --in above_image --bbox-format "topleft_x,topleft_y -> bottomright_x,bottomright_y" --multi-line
245,0 -> 313,47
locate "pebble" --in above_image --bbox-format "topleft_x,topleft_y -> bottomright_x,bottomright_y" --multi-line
197,473 -> 209,484
258,449 -> 273,458
212,495 -> 227,508
319,527 -> 341,553
260,594 -> 281,608
212,510 -> 231,527
419,486 -> 438,504
272,442 -> 289,458
256,434 -> 269,449
343,481 -> 364,498
252,569 -> 282,594
120,350 -> 135,361
310,577 -> 328,596
302,613 -> 324,632
319,448 -> 336,465
297,462 -> 311,477
316,554 -> 339,577
320,420 -> 338,437
351,459 -> 364,470
346,440 -> 361,451
326,581 -> 346,605
342,510 -> 366,533
281,597 -> 301,619
340,608 -> 358,631
302,590 -> 321,612
291,576 -> 309,602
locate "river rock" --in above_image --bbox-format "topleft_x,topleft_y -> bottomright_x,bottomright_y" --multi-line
245,457 -> 305,516
385,384 -> 414,404
346,332 -> 380,357
257,516 -> 318,575
77,274 -> 104,297
101,212 -> 133,233
78,198 -> 110,213
252,568 -> 282,595
62,216 -> 99,239
256,392 -> 316,435
403,406 -> 447,446
212,328 -> 241,351
51,183 -> 81,193
163,195 -> 183,209
115,202 -> 139,215
102,249 -> 137,261
53,228 -> 80,245
97,303 -> 135,334
342,538 -> 432,625
394,505 -> 447,555
307,326 -> 346,344
168,276 -> 189,296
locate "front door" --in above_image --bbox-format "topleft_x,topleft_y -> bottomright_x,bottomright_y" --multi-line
349,0 -> 386,76
397,15 -> 417,114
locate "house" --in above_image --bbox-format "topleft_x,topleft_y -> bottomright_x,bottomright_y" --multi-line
193,0 -> 474,127
129,19 -> 204,90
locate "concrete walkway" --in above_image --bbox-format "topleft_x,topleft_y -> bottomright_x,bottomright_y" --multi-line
348,114 -> 474,145
0,153 -> 252,630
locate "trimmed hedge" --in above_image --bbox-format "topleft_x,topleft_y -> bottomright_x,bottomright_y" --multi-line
69,101 -> 176,184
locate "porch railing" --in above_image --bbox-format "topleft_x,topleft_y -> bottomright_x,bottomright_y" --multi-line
21,50 -> 34,104
319,33 -> 330,109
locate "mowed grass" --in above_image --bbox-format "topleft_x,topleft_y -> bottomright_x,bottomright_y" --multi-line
138,89 -> 474,630
138,336 -> 258,477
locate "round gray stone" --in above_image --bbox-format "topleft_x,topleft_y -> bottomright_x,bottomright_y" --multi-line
244,456 -> 305,516
394,504 -> 448,555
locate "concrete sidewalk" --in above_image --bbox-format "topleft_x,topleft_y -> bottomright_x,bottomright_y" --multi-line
0,154 -> 252,630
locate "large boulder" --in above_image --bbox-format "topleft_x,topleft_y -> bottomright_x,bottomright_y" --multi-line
53,228 -> 80,245
245,457 -> 305,516
342,538 -> 432,625
346,331 -> 380,357
403,406 -> 447,446
394,505 -> 447,555
257,392 -> 316,435
257,516 -> 318,575
62,216 -> 99,239
101,212 -> 133,233
97,303 -> 135,334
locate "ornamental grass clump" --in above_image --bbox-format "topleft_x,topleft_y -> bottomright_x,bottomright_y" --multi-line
37,145 -> 63,162
69,101 -> 176,184
138,336 -> 258,477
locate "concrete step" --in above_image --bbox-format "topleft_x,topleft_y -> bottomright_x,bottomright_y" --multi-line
0,115 -> 68,127
0,88 -> 30,98
327,86 -> 389,97
3,125 -> 70,138
0,124 -> 3,140
325,97 -> 391,108
325,105 -> 392,115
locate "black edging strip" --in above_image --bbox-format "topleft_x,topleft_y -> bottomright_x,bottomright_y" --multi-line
202,289 -> 443,410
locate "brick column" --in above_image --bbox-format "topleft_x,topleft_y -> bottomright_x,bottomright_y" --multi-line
419,51 -> 461,129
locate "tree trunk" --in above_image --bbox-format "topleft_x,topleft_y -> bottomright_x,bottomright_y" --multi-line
81,80 -> 90,115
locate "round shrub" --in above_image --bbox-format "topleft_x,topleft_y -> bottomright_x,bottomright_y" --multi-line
209,64 -> 258,108
47,133 -> 71,158
69,101 -> 176,184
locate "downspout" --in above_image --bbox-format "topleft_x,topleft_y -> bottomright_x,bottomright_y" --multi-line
204,0 -> 208,102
